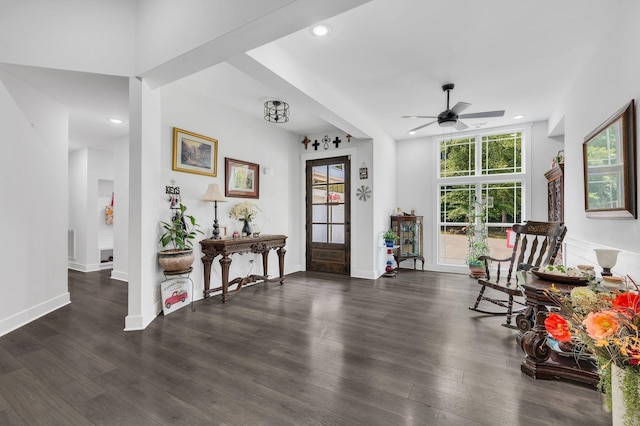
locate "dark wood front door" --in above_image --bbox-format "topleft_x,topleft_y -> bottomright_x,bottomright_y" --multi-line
306,156 -> 351,274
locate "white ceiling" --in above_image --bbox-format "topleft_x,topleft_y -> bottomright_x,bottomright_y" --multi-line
2,0 -> 620,149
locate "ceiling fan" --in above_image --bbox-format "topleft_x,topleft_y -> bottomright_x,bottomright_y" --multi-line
403,83 -> 505,134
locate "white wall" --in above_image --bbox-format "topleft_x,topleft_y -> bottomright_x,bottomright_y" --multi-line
559,1 -> 640,279
299,131 -> 375,278
0,0 -> 135,76
395,121 -> 560,274
135,0 -> 290,74
160,82 -> 303,304
111,136 -> 130,282
68,149 -> 89,269
530,121 -> 565,221
371,132 -> 397,277
68,148 -> 114,271
0,69 -> 70,336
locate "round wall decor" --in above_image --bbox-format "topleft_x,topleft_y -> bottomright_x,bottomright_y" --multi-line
357,185 -> 371,201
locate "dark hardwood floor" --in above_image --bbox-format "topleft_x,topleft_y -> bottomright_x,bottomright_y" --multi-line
0,269 -> 611,425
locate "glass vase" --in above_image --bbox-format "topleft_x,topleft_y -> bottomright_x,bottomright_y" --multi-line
242,220 -> 252,236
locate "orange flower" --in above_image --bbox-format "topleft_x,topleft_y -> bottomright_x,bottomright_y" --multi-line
582,311 -> 620,340
544,313 -> 572,342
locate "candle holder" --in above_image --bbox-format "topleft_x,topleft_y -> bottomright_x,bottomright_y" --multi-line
594,248 -> 620,277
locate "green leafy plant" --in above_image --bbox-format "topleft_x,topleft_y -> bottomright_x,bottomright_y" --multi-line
383,229 -> 398,241
159,204 -> 203,250
466,199 -> 490,265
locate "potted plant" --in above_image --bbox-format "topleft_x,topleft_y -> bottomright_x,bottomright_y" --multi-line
383,229 -> 397,247
158,203 -> 203,272
466,199 -> 489,278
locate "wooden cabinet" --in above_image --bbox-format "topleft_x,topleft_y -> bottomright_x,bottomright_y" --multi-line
545,163 -> 564,222
390,215 -> 424,270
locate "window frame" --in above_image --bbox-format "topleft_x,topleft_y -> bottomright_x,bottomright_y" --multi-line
435,126 -> 531,267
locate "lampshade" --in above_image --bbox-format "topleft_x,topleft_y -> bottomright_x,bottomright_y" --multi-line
202,183 -> 226,202
264,100 -> 289,123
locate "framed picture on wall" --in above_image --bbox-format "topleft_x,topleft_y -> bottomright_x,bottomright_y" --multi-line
172,128 -> 218,177
225,157 -> 260,198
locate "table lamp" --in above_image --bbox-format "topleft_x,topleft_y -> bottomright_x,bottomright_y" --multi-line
202,183 -> 227,239
594,248 -> 620,277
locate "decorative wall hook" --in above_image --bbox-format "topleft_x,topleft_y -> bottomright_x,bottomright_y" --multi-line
301,136 -> 310,149
359,162 -> 368,179
322,135 -> 330,150
166,183 -> 181,208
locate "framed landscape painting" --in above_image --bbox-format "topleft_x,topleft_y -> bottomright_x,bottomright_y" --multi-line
172,128 -> 218,177
225,157 -> 259,198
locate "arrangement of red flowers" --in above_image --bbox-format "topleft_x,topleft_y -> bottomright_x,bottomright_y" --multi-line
543,278 -> 640,423
544,282 -> 640,367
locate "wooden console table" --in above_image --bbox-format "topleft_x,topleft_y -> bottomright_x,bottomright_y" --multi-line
200,235 -> 287,303
515,272 -> 599,386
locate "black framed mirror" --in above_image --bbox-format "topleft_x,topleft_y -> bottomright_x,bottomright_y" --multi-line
583,100 -> 637,218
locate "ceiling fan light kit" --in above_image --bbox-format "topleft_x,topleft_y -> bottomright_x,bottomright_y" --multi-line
404,83 -> 505,134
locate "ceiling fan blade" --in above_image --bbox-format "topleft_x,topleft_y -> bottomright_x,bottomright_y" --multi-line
401,115 -> 438,119
450,102 -> 471,115
454,120 -> 468,131
459,110 -> 505,119
408,121 -> 437,133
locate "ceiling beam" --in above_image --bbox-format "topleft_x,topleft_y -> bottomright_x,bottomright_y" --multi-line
140,0 -> 371,89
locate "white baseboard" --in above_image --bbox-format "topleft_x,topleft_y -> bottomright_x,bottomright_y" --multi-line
0,293 -> 71,337
124,309 -> 159,331
68,262 -> 102,272
99,262 -> 113,271
110,270 -> 128,282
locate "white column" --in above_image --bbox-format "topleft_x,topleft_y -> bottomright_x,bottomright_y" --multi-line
125,77 -> 162,331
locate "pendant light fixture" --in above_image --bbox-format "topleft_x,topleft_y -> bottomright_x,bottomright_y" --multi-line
264,100 -> 289,123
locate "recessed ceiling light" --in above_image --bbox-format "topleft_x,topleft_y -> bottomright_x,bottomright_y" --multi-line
109,118 -> 123,124
311,24 -> 331,37
408,130 -> 417,135
512,114 -> 525,120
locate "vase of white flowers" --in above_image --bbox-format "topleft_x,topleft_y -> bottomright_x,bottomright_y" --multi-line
229,201 -> 260,236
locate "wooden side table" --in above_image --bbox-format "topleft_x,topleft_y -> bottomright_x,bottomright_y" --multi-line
200,235 -> 287,303
516,272 -> 599,386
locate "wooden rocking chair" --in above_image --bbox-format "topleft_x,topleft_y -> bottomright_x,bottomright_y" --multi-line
468,221 -> 567,329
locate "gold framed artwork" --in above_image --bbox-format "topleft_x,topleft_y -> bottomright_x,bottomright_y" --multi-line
225,157 -> 259,198
172,128 -> 218,177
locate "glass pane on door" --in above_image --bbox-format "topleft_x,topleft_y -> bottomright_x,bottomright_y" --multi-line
313,205 -> 327,222
312,224 -> 327,243
312,186 -> 327,203
312,166 -> 328,184
330,225 -> 345,243
330,205 -> 344,223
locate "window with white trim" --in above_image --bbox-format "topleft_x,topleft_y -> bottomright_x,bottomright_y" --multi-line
438,130 -> 525,265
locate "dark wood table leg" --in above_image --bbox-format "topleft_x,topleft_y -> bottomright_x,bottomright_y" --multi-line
219,255 -> 231,303
261,250 -> 269,277
201,254 -> 213,298
277,247 -> 286,284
